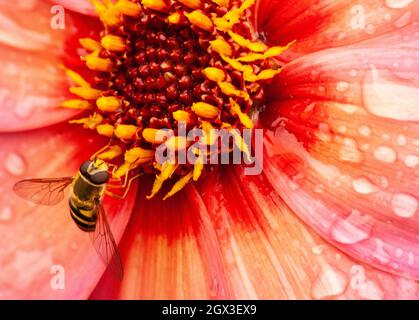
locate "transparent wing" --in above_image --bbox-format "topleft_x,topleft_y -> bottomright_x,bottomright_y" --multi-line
13,177 -> 73,206
89,203 -> 123,280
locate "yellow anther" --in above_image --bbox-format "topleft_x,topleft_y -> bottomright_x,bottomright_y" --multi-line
191,102 -> 220,119
125,147 -> 155,164
185,10 -> 213,32
173,110 -> 193,123
100,9 -> 122,26
114,0 -> 142,17
201,121 -> 218,145
212,17 -> 232,32
251,69 -> 282,81
115,124 -> 138,140
218,82 -> 250,101
96,124 -> 115,137
229,98 -> 254,129
163,171 -> 194,200
167,12 -> 181,24
60,99 -> 91,110
85,55 -> 114,72
101,35 -> 126,52
203,67 -> 225,82
69,87 -> 103,100
92,0 -> 107,14
60,66 -> 91,87
142,128 -> 169,144
210,38 -> 233,57
178,0 -> 201,9
212,0 -> 229,7
228,31 -> 267,53
237,43 -> 295,62
221,55 -> 246,72
147,176 -> 165,199
97,145 -> 123,160
193,154 -> 204,181
96,96 -> 121,112
70,113 -> 103,129
228,127 -> 251,162
79,38 -> 102,51
141,0 -> 169,12
165,136 -> 189,151
147,162 -> 178,199
240,0 -> 256,11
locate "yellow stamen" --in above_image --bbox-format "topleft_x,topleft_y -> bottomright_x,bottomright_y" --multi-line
203,67 -> 225,82
70,113 -> 103,129
142,128 -> 169,144
237,43 -> 295,62
228,31 -> 267,53
212,0 -> 229,8
212,17 -> 232,32
92,0 -> 107,14
191,102 -> 220,119
101,35 -> 126,52
244,68 -> 282,82
218,82 -> 250,101
165,136 -> 189,151
185,10 -> 213,32
201,121 -> 218,145
141,0 -> 169,12
163,171 -> 194,200
97,145 -> 123,160
69,87 -> 103,100
173,110 -> 193,123
85,55 -> 114,72
114,0 -> 142,17
79,38 -> 102,51
100,9 -> 122,26
96,96 -> 121,112
114,147 -> 155,178
221,55 -> 246,72
210,38 -> 233,57
96,124 -> 115,137
178,0 -> 201,9
147,162 -> 178,199
229,98 -> 254,129
193,154 -> 204,181
115,124 -> 138,140
223,124 -> 251,162
60,66 -> 91,87
167,12 -> 181,24
60,99 -> 91,110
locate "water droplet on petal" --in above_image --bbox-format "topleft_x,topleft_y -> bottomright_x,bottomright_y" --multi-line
358,281 -> 384,300
358,125 -> 372,137
311,264 -> 347,299
385,0 -> 414,9
374,146 -> 397,163
0,207 -> 12,221
5,153 -> 26,176
391,193 -> 418,218
340,138 -> 363,163
404,155 -> 418,168
352,177 -> 379,194
336,81 -> 349,92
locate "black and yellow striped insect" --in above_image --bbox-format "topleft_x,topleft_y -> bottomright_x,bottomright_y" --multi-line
13,159 -> 123,280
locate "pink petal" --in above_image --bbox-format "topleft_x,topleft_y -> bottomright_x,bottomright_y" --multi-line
94,167 -> 419,299
0,124 -> 137,299
0,1 -> 98,132
261,43 -> 419,279
52,0 -> 95,16
255,0 -> 419,59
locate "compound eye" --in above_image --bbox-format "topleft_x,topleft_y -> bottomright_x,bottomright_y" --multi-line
80,160 -> 93,177
89,171 -> 110,185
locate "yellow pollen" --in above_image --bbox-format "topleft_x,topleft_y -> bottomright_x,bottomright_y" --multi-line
92,0 -> 107,14
85,55 -> 114,72
96,124 -> 115,137
70,113 -> 103,129
218,82 -> 250,101
69,87 -> 103,100
191,102 -> 220,119
210,38 -> 233,57
60,99 -> 91,110
173,110 -> 193,123
167,12 -> 181,24
100,9 -> 122,27
236,43 -> 295,62
221,55 -> 246,72
141,0 -> 170,12
229,98 -> 254,129
79,38 -> 102,51
97,145 -> 123,160
185,10 -> 213,32
60,66 -> 91,87
203,67 -> 225,82
228,31 -> 267,52
163,171 -> 193,200
142,128 -> 169,144
147,162 -> 178,199
125,147 -> 155,163
101,35 -> 126,52
96,96 -> 121,112
212,0 -> 229,7
114,0 -> 142,17
115,124 -> 138,140
193,153 -> 204,181
178,0 -> 201,9
165,136 -> 189,151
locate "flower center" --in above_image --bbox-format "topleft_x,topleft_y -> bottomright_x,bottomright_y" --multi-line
62,0 -> 291,199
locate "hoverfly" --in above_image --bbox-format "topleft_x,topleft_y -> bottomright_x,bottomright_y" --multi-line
13,159 -> 125,279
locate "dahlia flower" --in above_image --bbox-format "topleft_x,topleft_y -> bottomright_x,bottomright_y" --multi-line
0,0 -> 419,300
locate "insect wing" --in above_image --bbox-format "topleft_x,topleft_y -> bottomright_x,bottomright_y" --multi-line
89,204 -> 123,280
13,177 -> 73,206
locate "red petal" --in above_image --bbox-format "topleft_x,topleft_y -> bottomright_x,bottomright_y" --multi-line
0,124 -> 137,299
255,0 -> 419,58
262,43 -> 419,279
92,167 -> 419,299
0,1 -> 96,132
52,0 -> 95,15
